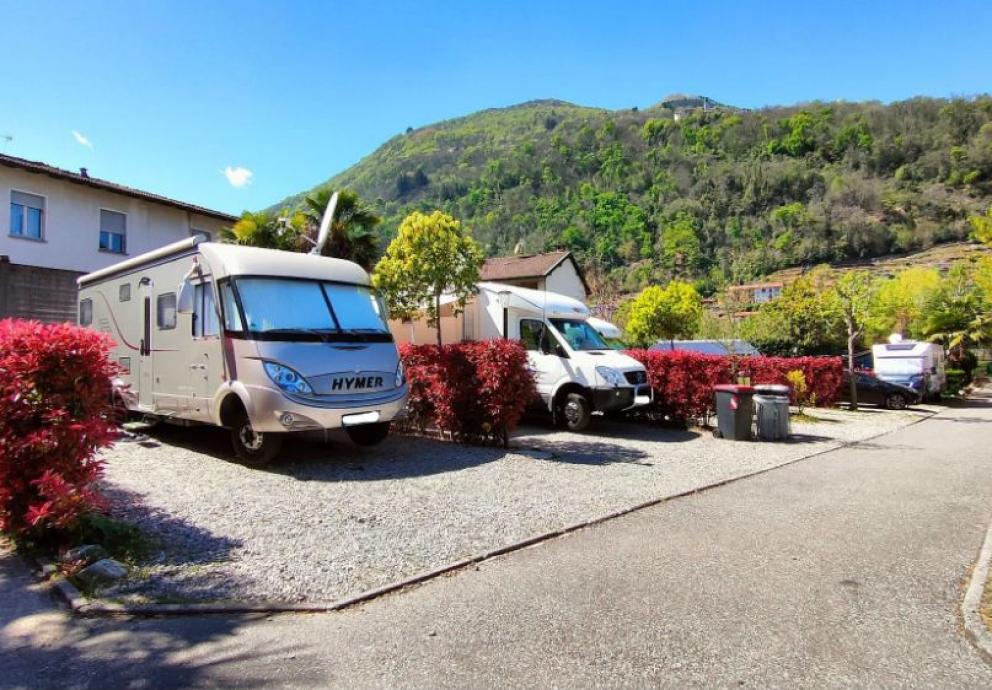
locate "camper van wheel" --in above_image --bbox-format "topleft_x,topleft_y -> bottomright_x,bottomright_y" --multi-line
230,412 -> 283,466
557,392 -> 591,432
345,422 -> 391,447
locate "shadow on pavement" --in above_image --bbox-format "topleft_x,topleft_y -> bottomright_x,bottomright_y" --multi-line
0,550 -> 309,689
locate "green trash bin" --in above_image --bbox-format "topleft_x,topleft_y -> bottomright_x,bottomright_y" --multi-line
713,384 -> 755,440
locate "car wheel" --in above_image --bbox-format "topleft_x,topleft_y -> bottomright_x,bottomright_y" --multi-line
557,392 -> 591,432
884,393 -> 908,410
345,421 -> 391,447
230,411 -> 283,466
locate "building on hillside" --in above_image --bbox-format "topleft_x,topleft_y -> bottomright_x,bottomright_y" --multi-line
1,154 -> 236,323
727,281 -> 784,306
479,250 -> 589,302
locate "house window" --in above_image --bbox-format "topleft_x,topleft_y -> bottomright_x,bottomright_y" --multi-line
156,293 -> 177,330
190,228 -> 212,242
192,282 -> 219,337
119,283 -> 131,302
9,191 -> 45,240
79,299 -> 93,326
99,209 -> 127,254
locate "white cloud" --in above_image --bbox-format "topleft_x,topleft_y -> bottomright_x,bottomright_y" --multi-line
72,130 -> 93,148
223,165 -> 253,188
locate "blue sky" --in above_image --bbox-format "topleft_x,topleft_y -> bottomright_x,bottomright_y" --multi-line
1,0 -> 990,216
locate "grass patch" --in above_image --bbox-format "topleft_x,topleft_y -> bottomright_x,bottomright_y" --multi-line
790,412 -> 840,424
69,513 -> 155,564
981,569 -> 992,633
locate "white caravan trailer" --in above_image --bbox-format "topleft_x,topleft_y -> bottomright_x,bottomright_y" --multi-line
78,237 -> 407,465
871,337 -> 945,400
390,282 -> 651,431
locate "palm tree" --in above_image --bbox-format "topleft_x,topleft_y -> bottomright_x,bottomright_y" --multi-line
302,188 -> 382,270
221,210 -> 302,251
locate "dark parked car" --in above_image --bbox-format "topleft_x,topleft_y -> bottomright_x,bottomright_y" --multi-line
842,370 -> 920,410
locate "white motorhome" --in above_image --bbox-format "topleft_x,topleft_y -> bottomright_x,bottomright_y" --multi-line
78,237 -> 408,465
390,282 -> 651,431
871,338 -> 945,400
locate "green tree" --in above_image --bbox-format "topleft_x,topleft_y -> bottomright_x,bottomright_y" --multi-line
971,207 -> 992,247
830,271 -> 878,410
869,266 -> 941,340
738,269 -> 844,355
658,213 -> 702,276
302,188 -> 382,270
624,281 -> 703,347
372,210 -> 484,347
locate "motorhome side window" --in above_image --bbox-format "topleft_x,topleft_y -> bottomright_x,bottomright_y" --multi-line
156,293 -> 177,330
192,282 -> 219,337
220,282 -> 244,333
79,299 -> 93,326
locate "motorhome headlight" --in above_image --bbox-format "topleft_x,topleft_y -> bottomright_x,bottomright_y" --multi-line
263,361 -> 313,395
595,366 -> 625,387
394,360 -> 405,388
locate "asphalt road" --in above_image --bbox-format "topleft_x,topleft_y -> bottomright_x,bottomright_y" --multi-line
3,392 -> 992,689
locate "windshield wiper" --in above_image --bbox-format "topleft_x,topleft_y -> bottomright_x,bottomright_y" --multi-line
260,327 -> 336,340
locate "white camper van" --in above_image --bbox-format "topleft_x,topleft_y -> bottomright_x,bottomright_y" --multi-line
871,338 -> 945,400
390,282 -> 651,431
78,237 -> 408,465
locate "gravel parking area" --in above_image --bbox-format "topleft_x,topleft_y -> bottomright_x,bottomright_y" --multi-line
98,405 -> 935,604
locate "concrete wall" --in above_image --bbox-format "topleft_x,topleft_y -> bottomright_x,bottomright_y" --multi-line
544,259 -> 587,302
0,255 -> 82,322
0,166 -> 229,274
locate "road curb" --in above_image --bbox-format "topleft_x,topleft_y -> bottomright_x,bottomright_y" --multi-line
45,408 -> 938,617
962,512 -> 992,661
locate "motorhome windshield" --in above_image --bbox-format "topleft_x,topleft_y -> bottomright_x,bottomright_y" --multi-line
550,318 -> 609,351
233,278 -> 390,341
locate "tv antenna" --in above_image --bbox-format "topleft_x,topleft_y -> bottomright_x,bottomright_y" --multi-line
1,134 -> 12,150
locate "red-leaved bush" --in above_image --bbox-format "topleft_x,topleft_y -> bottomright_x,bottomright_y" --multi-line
399,340 -> 536,445
0,319 -> 118,537
626,350 -> 843,426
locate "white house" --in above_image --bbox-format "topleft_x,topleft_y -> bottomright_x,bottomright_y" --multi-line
1,154 -> 236,322
479,251 -> 589,302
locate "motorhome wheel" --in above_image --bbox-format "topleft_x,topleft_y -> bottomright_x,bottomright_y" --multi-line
230,411 -> 283,466
557,392 -> 591,432
345,421 -> 391,447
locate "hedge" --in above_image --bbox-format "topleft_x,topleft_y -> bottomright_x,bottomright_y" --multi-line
0,319 -> 118,538
399,340 -> 536,445
625,350 -> 844,425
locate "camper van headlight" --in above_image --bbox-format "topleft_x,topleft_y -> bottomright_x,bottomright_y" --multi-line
596,366 -> 625,388
394,360 -> 405,388
263,362 -> 313,395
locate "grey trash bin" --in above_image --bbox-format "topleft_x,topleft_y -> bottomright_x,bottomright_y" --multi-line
713,384 -> 755,440
753,384 -> 791,441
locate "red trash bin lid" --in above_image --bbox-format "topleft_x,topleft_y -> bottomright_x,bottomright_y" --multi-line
713,384 -> 756,393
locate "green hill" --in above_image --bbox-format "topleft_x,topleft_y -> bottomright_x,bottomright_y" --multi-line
271,95 -> 992,295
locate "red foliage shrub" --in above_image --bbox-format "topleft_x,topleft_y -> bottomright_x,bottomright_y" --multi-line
625,350 -> 844,425
736,356 -> 844,407
626,349 -> 730,424
0,319 -> 118,537
399,340 -> 536,445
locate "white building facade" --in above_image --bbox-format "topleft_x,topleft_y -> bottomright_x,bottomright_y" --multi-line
1,154 -> 236,322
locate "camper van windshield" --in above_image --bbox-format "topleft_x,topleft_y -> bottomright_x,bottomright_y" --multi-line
550,318 -> 609,351
234,278 -> 389,340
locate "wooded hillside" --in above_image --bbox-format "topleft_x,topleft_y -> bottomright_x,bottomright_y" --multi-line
272,95 -> 992,295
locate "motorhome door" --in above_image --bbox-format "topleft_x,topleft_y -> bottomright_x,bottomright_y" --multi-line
137,277 -> 154,409
519,318 -> 567,403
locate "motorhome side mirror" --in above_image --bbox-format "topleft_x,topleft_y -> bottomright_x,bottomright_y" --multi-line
176,280 -> 195,314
